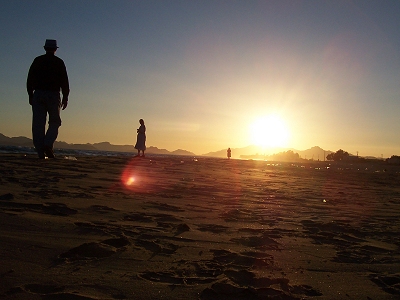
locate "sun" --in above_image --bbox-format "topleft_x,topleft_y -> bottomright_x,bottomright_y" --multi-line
250,115 -> 290,148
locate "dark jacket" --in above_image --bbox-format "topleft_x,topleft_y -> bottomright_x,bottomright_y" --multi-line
27,53 -> 69,97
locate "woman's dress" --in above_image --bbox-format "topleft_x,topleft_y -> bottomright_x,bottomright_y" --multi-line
135,125 -> 146,150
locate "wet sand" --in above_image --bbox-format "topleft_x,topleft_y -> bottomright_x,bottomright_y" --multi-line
0,153 -> 399,299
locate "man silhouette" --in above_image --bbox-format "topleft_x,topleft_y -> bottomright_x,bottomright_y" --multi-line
27,39 -> 69,158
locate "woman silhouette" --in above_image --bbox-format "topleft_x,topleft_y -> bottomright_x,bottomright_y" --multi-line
134,119 -> 146,157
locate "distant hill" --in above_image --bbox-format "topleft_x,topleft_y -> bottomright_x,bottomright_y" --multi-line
0,133 -> 356,160
297,146 -> 333,161
171,149 -> 197,156
0,134 -> 32,147
203,145 -> 334,161
202,145 -> 272,158
0,133 -> 196,156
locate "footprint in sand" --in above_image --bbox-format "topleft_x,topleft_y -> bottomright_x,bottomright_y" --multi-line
145,201 -> 185,212
230,234 -> 281,250
199,282 -> 290,300
124,212 -> 154,223
59,237 -> 130,261
370,273 -> 400,295
14,283 -> 127,300
197,224 -> 230,234
0,193 -> 14,200
0,200 -> 77,216
211,249 -> 274,269
134,238 -> 180,257
139,271 -> 216,285
87,205 -> 119,213
200,279 -> 322,300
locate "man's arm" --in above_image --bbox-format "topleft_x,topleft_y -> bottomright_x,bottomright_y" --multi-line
26,60 -> 36,105
61,95 -> 68,110
60,61 -> 70,110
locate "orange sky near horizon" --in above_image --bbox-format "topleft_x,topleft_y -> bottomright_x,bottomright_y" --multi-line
1,1 -> 400,157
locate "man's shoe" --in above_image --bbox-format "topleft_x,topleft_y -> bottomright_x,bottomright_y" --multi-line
43,146 -> 55,159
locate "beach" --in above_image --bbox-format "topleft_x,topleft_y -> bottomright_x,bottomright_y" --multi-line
0,153 -> 399,300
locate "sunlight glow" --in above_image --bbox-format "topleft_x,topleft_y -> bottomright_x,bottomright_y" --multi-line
250,115 -> 290,148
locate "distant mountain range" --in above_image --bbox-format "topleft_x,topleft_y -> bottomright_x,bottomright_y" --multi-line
204,145 -> 334,160
0,133 -> 195,156
0,133 -> 334,159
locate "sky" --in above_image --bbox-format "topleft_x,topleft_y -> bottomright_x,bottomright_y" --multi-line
1,0 -> 400,157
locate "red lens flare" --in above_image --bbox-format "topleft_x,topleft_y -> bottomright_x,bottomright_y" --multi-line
126,176 -> 135,186
121,159 -> 143,190
120,158 -> 156,192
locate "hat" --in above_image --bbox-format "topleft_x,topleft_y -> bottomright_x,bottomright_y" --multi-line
44,39 -> 58,49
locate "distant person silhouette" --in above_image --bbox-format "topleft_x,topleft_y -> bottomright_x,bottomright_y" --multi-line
27,39 -> 69,159
227,147 -> 232,159
134,119 -> 146,157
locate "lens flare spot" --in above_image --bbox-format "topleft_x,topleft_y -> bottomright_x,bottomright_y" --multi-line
126,176 -> 135,186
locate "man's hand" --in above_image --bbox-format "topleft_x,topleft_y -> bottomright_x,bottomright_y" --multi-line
61,95 -> 68,110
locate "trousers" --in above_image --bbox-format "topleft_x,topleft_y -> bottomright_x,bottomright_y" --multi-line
31,90 -> 61,157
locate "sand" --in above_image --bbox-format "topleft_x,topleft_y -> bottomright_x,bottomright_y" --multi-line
0,153 -> 399,300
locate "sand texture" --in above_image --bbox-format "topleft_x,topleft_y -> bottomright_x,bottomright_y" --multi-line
0,154 -> 399,299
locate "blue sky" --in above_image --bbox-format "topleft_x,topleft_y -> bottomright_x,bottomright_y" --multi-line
1,0 -> 400,156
